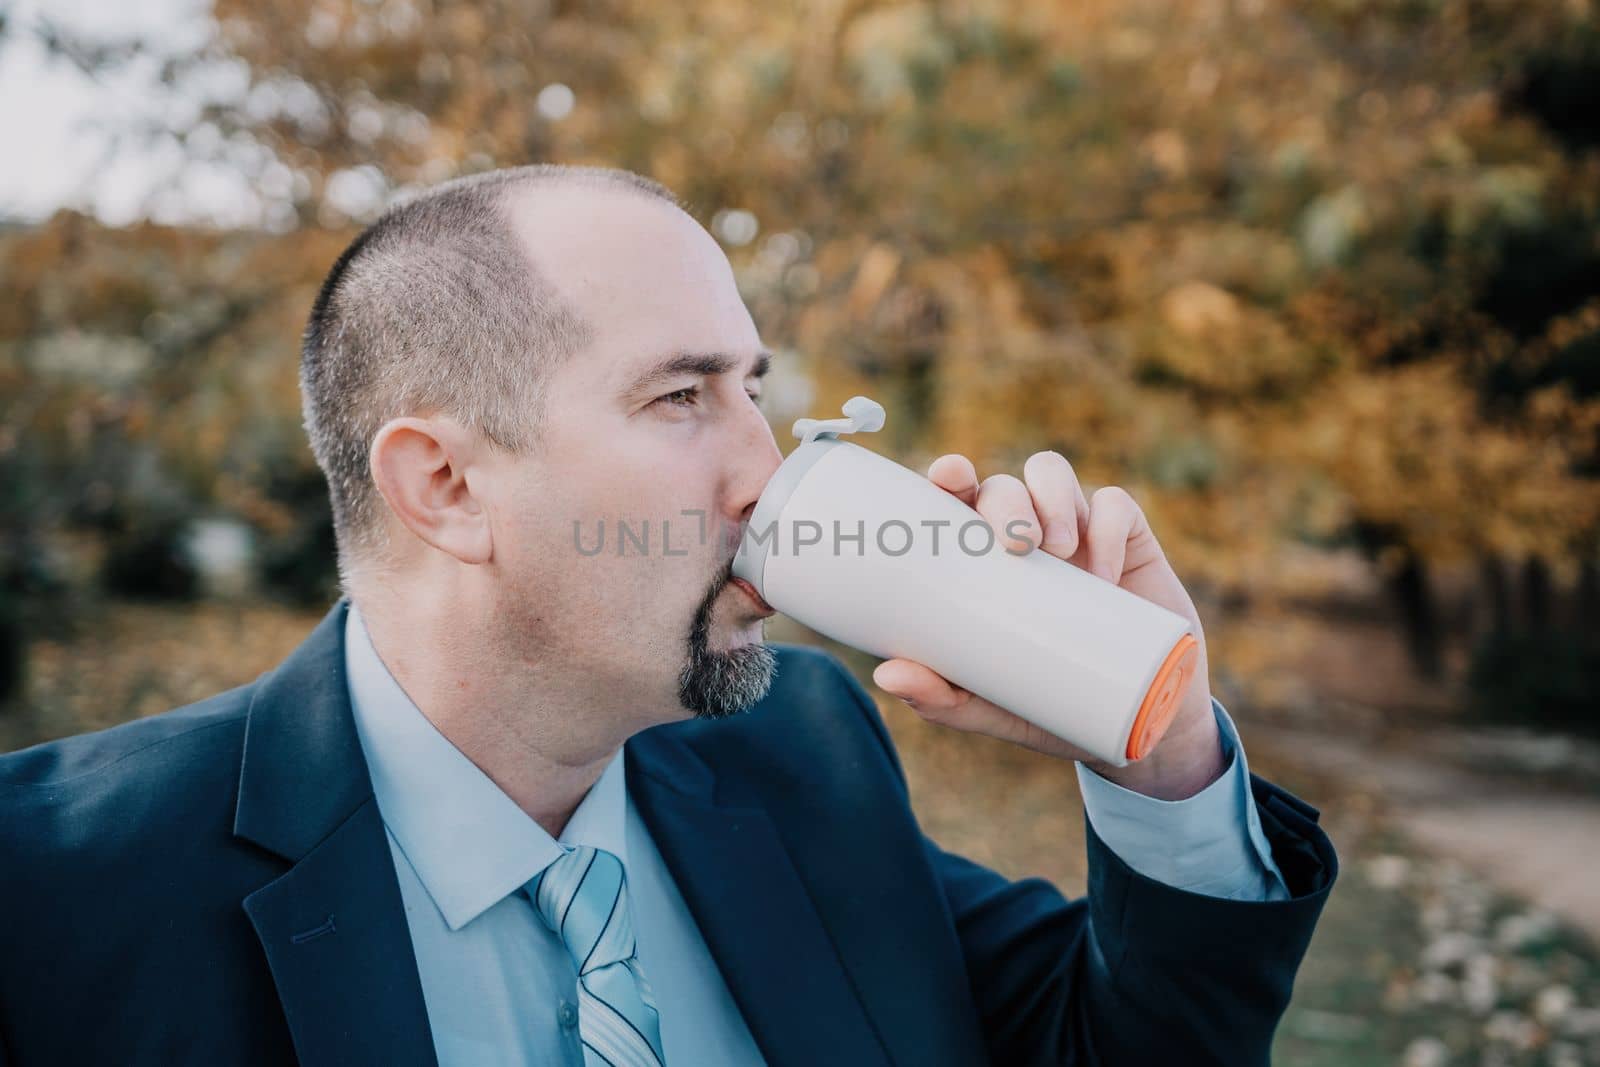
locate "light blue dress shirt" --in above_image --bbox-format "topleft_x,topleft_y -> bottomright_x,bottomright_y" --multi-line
1076,698 -> 1290,901
344,603 -> 1286,1067
345,603 -> 765,1066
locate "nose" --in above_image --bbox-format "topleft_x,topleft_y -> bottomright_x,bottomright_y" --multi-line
723,399 -> 785,549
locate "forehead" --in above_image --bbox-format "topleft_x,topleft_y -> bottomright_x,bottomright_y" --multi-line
503,185 -> 759,390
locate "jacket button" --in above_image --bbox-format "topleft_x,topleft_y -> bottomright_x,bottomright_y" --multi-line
558,1000 -> 579,1029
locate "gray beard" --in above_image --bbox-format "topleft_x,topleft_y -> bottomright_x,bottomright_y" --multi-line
677,570 -> 776,720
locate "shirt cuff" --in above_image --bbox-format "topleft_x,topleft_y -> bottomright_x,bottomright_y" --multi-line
1074,695 -> 1291,901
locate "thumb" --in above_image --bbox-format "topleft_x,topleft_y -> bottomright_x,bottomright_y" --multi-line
872,660 -> 917,702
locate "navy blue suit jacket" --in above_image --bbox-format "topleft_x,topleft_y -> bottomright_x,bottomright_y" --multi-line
0,597 -> 1337,1065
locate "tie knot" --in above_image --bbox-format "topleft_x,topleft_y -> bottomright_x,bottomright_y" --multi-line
526,845 -> 635,976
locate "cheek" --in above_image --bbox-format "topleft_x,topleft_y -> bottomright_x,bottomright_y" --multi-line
518,474 -> 716,599
490,480 -> 574,567
594,446 -> 720,534
512,420 -> 727,574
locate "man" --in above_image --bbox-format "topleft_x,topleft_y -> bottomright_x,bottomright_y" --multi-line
0,165 -> 1336,1066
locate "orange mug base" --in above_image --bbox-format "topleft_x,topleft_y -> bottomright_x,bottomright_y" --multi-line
1125,634 -> 1200,761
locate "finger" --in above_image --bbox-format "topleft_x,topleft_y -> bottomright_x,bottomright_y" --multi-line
927,454 -> 980,507
1022,450 -> 1090,561
1085,485 -> 1143,584
875,657 -> 1098,759
975,473 -> 1042,555
872,658 -> 972,712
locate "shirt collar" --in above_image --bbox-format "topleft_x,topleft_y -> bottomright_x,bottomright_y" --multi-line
343,600 -> 629,931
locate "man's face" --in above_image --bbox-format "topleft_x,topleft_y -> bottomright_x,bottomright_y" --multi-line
479,187 -> 785,725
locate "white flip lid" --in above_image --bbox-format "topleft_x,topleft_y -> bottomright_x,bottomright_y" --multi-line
792,395 -> 885,445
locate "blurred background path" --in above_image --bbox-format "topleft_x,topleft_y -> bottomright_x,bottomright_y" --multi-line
1255,717 -> 1600,942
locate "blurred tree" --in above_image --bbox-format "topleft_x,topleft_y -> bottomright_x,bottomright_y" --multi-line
0,210 -> 344,607
5,0 -> 1598,717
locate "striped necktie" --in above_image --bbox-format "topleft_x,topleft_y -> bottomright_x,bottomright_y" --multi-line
526,844 -> 667,1067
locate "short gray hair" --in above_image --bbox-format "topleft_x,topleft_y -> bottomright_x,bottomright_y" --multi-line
299,164 -> 681,585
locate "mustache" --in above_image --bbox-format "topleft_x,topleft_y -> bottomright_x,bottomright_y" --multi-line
700,554 -> 737,603
687,555 -> 735,642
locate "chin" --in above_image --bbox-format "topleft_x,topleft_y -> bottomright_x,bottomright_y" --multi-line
717,616 -> 768,649
678,629 -> 778,721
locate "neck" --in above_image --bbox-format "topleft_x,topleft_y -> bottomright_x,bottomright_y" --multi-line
350,584 -> 631,840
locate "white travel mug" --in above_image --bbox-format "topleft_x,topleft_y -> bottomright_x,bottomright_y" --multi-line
733,396 -> 1200,766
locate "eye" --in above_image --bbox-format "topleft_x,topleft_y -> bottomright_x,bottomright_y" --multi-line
651,385 -> 763,411
655,386 -> 701,408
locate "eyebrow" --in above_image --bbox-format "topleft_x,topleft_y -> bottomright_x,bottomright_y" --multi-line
627,349 -> 773,395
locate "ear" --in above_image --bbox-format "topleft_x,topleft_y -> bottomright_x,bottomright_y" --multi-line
369,415 -> 493,566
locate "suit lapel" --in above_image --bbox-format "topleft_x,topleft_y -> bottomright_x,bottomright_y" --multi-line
234,597 -> 436,1067
627,725 -> 893,1067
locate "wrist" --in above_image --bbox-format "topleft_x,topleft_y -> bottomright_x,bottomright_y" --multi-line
1081,690 -> 1225,800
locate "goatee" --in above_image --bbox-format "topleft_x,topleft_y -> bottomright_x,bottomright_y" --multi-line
677,568 -> 776,719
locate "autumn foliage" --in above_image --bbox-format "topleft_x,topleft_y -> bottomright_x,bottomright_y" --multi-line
3,0 -> 1597,720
